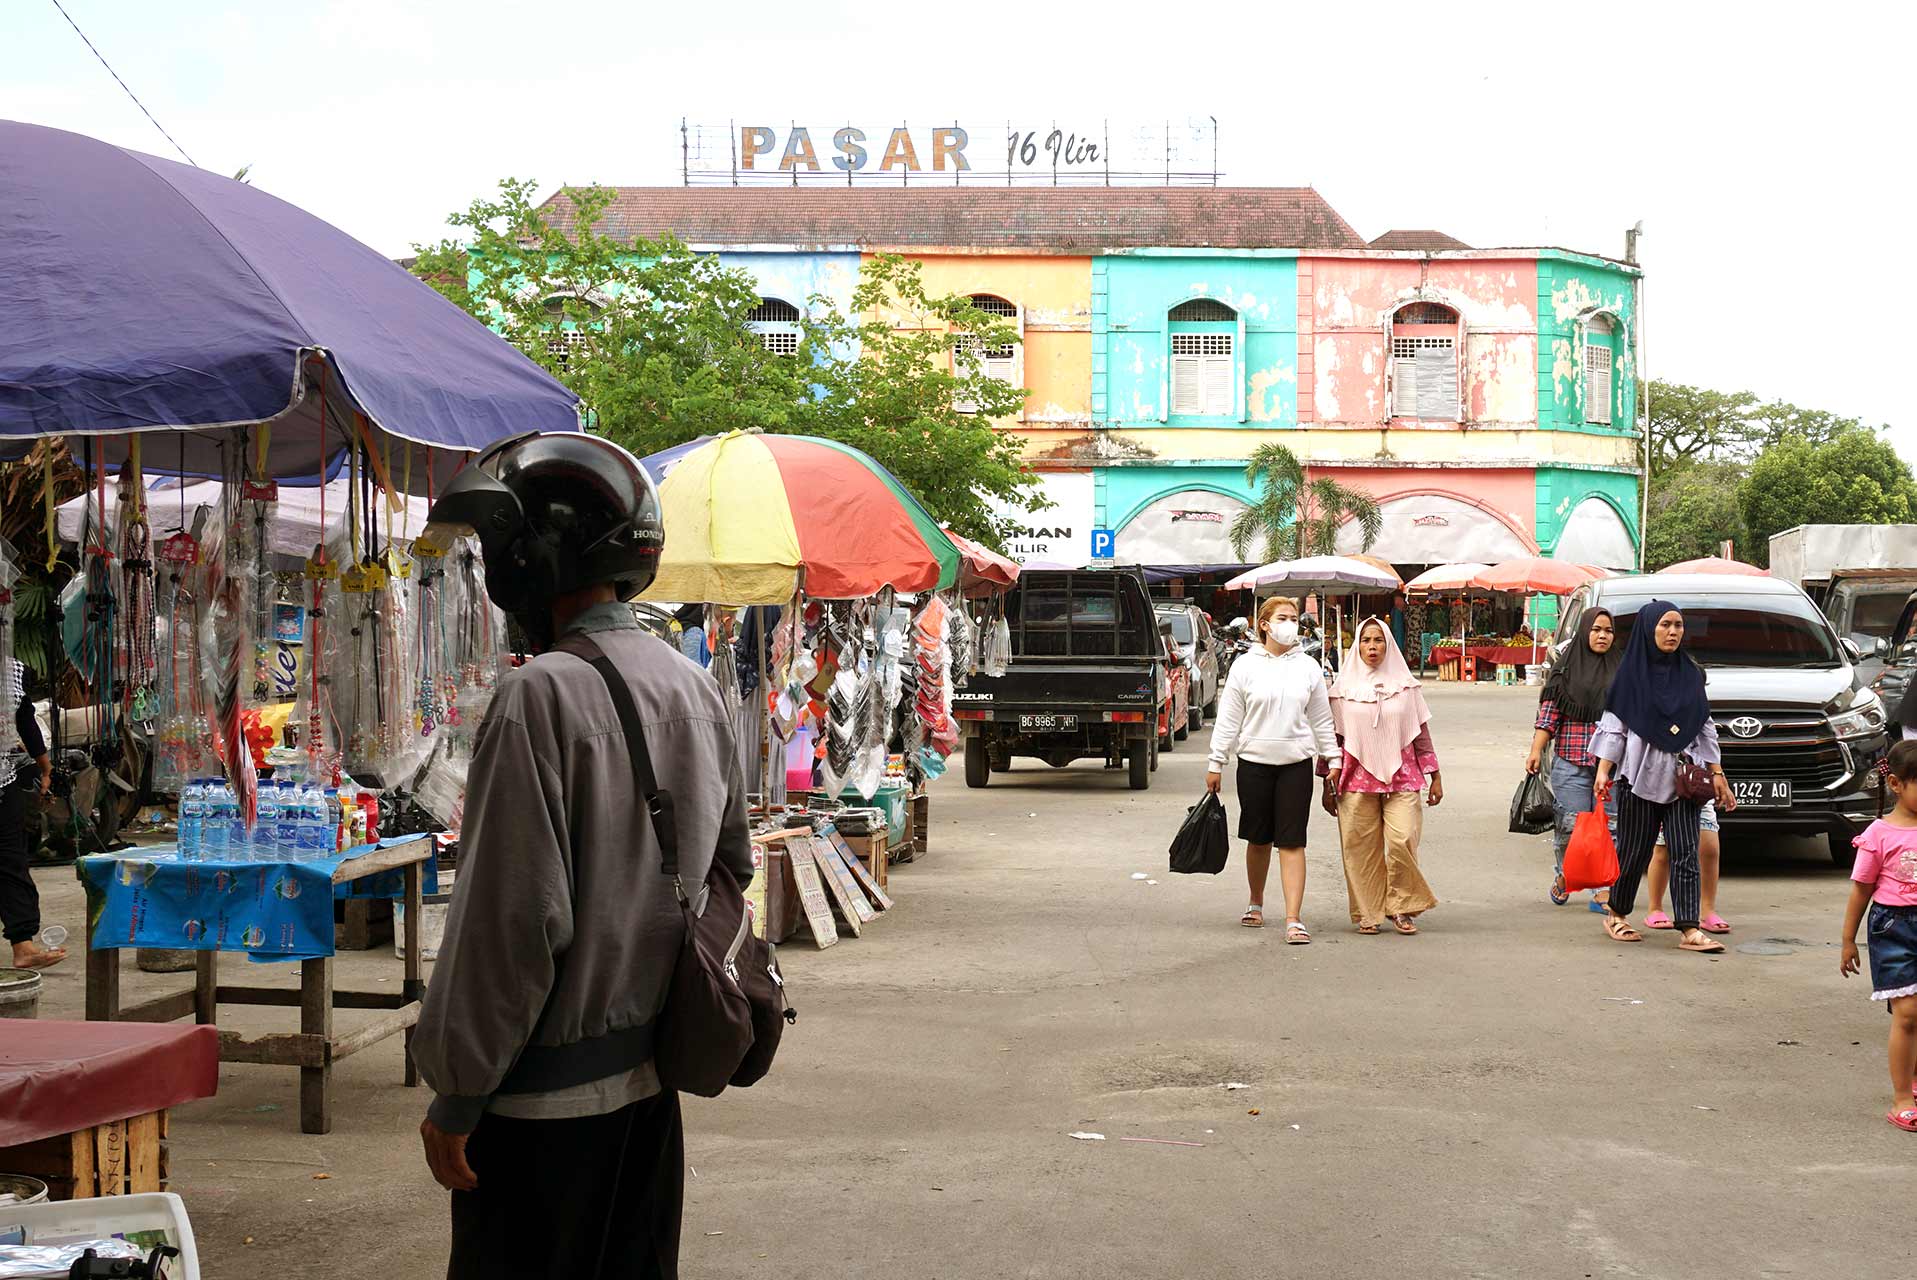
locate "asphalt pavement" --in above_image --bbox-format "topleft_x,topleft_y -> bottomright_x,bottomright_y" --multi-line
20,684 -> 1905,1278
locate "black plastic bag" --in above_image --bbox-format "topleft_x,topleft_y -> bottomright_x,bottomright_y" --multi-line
1508,769 -> 1556,835
1170,792 -> 1231,874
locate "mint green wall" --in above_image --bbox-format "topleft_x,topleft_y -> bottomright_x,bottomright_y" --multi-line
1097,464 -> 1259,529
1535,254 -> 1638,435
1534,466 -> 1640,557
1094,252 -> 1298,428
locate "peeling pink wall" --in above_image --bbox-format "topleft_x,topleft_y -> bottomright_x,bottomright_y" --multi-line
1303,259 -> 1539,427
1304,464 -> 1539,546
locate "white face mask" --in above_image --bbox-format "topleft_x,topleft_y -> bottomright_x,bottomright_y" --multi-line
1268,620 -> 1300,647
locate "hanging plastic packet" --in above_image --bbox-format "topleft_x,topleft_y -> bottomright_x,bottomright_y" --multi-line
114,468 -> 159,727
200,474 -> 257,833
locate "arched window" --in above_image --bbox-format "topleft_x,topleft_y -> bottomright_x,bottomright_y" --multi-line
1583,313 -> 1615,426
953,293 -> 1021,412
1389,300 -> 1460,422
1168,298 -> 1238,417
746,297 -> 803,356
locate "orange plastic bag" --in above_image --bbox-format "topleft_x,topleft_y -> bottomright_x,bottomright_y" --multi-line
1561,808 -> 1620,893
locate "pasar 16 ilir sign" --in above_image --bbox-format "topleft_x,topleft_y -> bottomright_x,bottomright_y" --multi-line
738,124 -> 1104,174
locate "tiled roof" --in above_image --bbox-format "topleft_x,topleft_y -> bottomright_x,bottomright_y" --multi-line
540,187 -> 1368,252
1368,229 -> 1472,251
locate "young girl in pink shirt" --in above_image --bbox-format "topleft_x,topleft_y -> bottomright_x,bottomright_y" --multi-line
1840,739 -> 1917,1132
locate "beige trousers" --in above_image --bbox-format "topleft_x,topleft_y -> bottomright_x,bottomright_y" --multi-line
1338,789 -> 1438,926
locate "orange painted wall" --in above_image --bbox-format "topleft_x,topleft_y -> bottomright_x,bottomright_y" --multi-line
863,252 -> 1092,429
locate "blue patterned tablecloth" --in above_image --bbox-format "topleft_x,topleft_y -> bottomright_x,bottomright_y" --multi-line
79,835 -> 437,963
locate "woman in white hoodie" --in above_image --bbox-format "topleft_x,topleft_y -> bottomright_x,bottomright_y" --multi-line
1206,596 -> 1341,942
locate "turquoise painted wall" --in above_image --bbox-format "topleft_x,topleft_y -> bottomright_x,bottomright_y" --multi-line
717,251 -> 863,360
1095,252 -> 1299,429
1535,253 -> 1638,436
1534,465 -> 1641,556
1097,463 -> 1259,528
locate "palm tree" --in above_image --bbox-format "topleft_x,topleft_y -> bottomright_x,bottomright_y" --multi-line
1228,442 -> 1384,563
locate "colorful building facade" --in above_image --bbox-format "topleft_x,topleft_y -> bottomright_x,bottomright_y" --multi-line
564,188 -> 1643,571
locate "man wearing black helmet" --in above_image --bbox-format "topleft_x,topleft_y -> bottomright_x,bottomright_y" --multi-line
411,432 -> 755,1279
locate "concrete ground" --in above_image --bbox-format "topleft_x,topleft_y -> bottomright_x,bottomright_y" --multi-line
17,684 -> 1906,1278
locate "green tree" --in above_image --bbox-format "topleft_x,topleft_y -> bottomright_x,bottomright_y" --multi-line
1643,380 -> 1759,480
1643,461 -> 1747,569
1737,428 -> 1917,566
410,180 -> 1040,544
1228,443 -> 1382,563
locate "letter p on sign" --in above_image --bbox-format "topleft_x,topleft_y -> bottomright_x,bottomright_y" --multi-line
740,126 -> 775,170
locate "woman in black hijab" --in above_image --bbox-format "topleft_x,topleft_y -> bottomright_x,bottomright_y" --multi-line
1592,600 -> 1736,953
1526,608 -> 1622,905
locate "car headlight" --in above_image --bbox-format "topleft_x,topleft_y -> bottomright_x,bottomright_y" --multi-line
1830,687 -> 1887,739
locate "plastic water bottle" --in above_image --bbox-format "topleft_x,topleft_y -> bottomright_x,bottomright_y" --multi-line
204,784 -> 230,859
177,779 -> 203,859
223,784 -> 246,859
297,784 -> 329,860
324,788 -> 342,853
275,781 -> 302,860
255,782 -> 282,862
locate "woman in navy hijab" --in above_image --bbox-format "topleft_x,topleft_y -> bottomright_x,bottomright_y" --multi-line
1592,601 -> 1737,953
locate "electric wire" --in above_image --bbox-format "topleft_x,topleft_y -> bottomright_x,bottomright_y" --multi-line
48,0 -> 198,167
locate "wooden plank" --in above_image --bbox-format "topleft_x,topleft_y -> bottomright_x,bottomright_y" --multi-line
215,986 -> 407,1010
329,1002 -> 422,1063
330,835 -> 434,884
803,837 -> 863,936
125,1111 -> 161,1194
336,897 -> 393,950
216,1030 -> 329,1068
70,1127 -> 96,1198
809,836 -> 875,925
85,944 -> 120,1022
158,1109 -> 170,1190
93,1119 -> 126,1197
115,988 -> 196,1024
300,957 -> 335,1134
402,861 -> 423,1088
787,851 -> 839,949
194,951 -> 218,1025
751,826 -> 812,845
826,826 -> 894,910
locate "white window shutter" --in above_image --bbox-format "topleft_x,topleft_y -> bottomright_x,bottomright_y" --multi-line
1584,341 -> 1613,425
1203,354 -> 1233,417
1171,355 -> 1202,415
1418,341 -> 1457,421
1392,354 -> 1419,419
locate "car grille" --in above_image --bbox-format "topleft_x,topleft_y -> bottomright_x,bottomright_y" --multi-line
1712,705 -> 1848,790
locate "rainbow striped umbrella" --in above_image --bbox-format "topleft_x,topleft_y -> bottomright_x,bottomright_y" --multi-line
642,431 -> 962,604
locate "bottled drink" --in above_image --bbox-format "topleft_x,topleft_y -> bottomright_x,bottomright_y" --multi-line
224,785 -> 247,860
325,788 -> 343,853
204,784 -> 231,859
275,782 -> 301,860
298,784 -> 329,860
356,791 -> 379,843
255,782 -> 281,861
178,779 -> 204,859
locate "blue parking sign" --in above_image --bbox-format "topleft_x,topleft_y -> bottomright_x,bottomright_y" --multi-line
1090,528 -> 1115,559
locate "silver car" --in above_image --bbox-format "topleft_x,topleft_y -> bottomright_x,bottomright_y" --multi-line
1154,602 -> 1220,730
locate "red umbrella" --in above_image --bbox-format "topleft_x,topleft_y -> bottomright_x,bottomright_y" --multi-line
1658,556 -> 1768,576
1472,558 -> 1600,596
943,529 -> 1021,597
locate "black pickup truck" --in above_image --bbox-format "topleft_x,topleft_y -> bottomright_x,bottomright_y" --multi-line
953,567 -> 1166,790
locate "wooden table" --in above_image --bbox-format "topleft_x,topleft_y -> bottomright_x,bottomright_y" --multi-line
83,838 -> 431,1135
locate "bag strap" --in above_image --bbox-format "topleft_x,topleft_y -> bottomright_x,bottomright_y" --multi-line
553,633 -> 684,894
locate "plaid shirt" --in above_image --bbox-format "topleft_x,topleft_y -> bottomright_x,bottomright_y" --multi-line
1536,698 -> 1599,768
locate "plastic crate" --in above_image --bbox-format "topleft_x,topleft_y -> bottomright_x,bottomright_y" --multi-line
0,1191 -> 199,1278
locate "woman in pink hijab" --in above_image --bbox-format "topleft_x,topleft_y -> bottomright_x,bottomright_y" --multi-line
1324,617 -> 1443,934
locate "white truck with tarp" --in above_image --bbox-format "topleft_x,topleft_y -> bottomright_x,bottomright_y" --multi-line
1768,524 -> 1917,678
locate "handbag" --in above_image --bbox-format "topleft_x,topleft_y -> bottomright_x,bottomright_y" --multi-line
1561,808 -> 1621,893
1673,760 -> 1717,805
1169,792 -> 1230,875
559,634 -> 794,1097
1508,769 -> 1555,835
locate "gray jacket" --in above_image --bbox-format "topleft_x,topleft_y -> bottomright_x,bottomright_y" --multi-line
414,607 -> 754,1133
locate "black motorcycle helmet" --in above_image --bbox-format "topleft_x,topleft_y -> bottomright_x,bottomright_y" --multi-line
428,432 -> 663,647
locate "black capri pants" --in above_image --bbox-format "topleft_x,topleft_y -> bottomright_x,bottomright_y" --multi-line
1235,759 -> 1315,848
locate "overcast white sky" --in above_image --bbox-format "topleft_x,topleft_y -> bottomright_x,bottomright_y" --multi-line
7,1 -> 1912,455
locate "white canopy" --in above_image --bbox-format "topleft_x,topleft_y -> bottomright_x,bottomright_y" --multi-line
1114,489 -> 1249,565
1552,497 -> 1637,571
1225,555 -> 1402,593
1335,493 -> 1532,565
57,478 -> 433,565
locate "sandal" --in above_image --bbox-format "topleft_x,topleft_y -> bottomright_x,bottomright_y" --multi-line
1678,930 -> 1726,954
1604,915 -> 1642,943
1285,921 -> 1311,945
1550,874 -> 1569,906
1240,906 -> 1265,929
1390,915 -> 1419,935
1644,911 -> 1673,930
1700,914 -> 1732,934
1356,922 -> 1381,935
11,946 -> 66,970
1888,1107 -> 1917,1133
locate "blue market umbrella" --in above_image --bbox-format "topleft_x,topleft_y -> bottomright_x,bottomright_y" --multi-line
0,121 -> 580,491
639,436 -> 713,485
